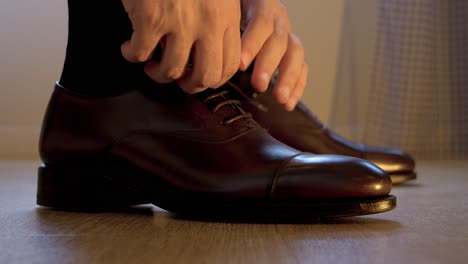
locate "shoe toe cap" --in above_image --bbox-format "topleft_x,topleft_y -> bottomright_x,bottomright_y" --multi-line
364,146 -> 416,174
272,153 -> 392,200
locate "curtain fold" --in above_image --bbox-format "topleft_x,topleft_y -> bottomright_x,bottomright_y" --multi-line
330,0 -> 468,160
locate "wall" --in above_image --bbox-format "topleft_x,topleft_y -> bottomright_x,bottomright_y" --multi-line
282,0 -> 345,124
0,0 -> 367,160
329,0 -> 378,140
0,0 -> 67,159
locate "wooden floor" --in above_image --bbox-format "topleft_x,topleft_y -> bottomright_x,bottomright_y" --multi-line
0,161 -> 467,264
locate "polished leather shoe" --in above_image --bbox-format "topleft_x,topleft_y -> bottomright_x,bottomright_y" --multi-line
229,71 -> 416,184
37,80 -> 395,218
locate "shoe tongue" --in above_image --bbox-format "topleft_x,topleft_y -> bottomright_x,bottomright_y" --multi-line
295,101 -> 326,128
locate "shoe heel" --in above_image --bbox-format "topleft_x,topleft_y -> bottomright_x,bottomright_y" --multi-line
37,164 -> 150,212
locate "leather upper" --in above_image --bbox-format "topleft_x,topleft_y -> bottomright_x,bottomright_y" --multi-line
230,71 -> 415,175
39,80 -> 391,200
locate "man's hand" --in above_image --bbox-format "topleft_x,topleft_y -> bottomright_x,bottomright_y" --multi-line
241,0 -> 307,111
121,0 -> 242,94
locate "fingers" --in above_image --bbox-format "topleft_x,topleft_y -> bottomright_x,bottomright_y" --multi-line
240,13 -> 274,71
285,63 -> 308,111
273,34 -> 305,105
176,36 -> 223,93
121,0 -> 245,94
121,28 -> 162,63
212,26 -> 242,88
250,28 -> 288,92
144,33 -> 192,83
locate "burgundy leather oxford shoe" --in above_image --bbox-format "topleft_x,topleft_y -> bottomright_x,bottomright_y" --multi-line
229,71 -> 416,184
37,80 -> 395,218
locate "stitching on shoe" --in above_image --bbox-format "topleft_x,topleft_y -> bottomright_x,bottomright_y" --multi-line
108,126 -> 261,150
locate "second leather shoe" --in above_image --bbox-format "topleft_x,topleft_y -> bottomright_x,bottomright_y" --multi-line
37,80 -> 395,219
229,71 -> 416,184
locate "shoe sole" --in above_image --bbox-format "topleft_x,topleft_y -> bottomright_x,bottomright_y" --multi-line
390,172 -> 417,185
36,164 -> 396,218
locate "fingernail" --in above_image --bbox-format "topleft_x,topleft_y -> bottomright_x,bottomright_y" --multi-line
241,52 -> 251,70
278,87 -> 290,104
259,73 -> 270,91
286,100 -> 296,111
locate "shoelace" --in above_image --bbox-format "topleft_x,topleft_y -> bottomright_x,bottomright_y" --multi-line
226,81 -> 269,112
202,90 -> 253,126
223,66 -> 282,112
227,74 -> 325,127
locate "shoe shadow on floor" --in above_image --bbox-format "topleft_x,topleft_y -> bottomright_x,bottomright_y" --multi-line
172,213 -> 402,227
34,206 -> 402,243
35,204 -> 157,216
35,205 -> 401,229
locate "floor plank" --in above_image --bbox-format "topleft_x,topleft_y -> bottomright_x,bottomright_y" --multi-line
0,160 -> 467,264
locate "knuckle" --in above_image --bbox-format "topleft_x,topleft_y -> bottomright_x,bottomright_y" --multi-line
206,6 -> 222,21
133,50 -> 151,62
195,72 -> 221,87
137,9 -> 157,26
223,70 -> 237,81
290,34 -> 304,49
211,83 -> 223,89
163,67 -> 185,80
278,4 -> 288,16
139,12 -> 152,23
225,62 -> 240,76
257,10 -> 274,25
273,30 -> 289,48
180,85 -> 199,95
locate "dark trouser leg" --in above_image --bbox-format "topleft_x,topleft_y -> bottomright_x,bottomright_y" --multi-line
59,0 -> 151,95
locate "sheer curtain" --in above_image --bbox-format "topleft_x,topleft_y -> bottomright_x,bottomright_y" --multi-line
330,0 -> 468,160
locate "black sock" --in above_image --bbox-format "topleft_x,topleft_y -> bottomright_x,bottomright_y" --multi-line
59,1 -> 152,95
